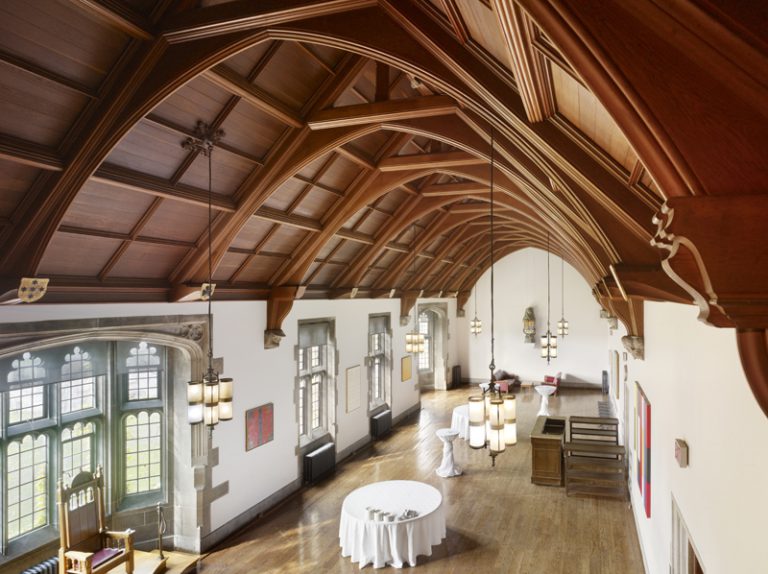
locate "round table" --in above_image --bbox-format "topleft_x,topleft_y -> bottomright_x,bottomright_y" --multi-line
450,404 -> 469,439
339,480 -> 446,568
535,384 -> 557,416
435,428 -> 461,477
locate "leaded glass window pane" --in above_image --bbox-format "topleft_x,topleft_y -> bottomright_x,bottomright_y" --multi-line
8,386 -> 45,424
126,342 -> 160,400
61,422 -> 95,480
6,434 -> 48,539
60,347 -> 96,414
311,374 -> 322,430
124,411 -> 162,495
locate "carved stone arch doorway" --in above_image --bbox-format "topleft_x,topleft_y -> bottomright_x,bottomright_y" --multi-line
417,303 -> 449,391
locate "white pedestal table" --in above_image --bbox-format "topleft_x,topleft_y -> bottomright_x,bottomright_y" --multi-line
339,480 -> 446,568
535,384 -> 557,416
450,404 -> 469,439
435,428 -> 461,477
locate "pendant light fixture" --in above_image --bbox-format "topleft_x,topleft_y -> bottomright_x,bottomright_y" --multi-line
405,223 -> 425,354
540,232 -> 558,364
558,257 -> 569,337
470,284 -> 482,336
184,121 -> 234,430
467,128 -> 512,466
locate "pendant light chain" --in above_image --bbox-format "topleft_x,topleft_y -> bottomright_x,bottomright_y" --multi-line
489,130 -> 495,377
183,121 -> 233,430
207,146 -> 214,373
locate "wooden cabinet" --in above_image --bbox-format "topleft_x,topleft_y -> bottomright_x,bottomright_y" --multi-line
530,416 -> 566,486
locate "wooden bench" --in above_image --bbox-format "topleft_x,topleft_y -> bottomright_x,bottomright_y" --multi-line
564,417 -> 627,500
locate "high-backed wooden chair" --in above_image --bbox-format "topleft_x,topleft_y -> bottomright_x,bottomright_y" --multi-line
57,467 -> 134,574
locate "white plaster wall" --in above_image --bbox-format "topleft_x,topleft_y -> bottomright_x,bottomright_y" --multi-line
0,297 -> 426,534
616,302 -> 768,574
456,248 -> 612,384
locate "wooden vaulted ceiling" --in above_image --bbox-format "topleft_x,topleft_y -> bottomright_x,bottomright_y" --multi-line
0,0 -> 767,402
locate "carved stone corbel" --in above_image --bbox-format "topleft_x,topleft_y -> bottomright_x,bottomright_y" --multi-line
621,336 -> 644,360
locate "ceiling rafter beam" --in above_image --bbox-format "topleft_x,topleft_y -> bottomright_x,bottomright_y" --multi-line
57,224 -> 196,249
378,151 -> 484,172
491,0 -> 555,122
439,0 -> 470,44
70,0 -> 153,40
0,48 -> 96,98
307,95 -> 456,130
160,0 -> 378,42
252,206 -> 322,232
0,133 -> 64,171
421,181 -> 489,196
204,66 -> 304,128
92,164 -> 237,212
144,113 -> 263,165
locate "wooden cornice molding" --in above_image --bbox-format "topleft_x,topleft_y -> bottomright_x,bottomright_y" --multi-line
652,195 -> 768,330
307,95 -> 456,130
491,0 -> 555,123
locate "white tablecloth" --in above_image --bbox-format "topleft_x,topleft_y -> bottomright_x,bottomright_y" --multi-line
339,480 -> 446,568
450,404 -> 469,439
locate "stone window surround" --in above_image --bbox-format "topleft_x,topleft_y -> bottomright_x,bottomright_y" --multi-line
0,314 -> 221,571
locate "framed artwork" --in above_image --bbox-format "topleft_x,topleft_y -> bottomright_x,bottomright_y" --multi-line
635,383 -> 651,517
246,403 -> 274,451
345,365 -> 361,413
401,355 -> 412,382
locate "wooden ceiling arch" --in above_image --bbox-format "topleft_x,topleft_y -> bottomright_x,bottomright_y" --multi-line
2,1 -> 766,413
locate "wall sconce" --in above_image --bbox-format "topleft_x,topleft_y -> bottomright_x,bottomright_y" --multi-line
523,307 -> 536,343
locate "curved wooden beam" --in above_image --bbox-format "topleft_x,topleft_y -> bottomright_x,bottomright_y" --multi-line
736,329 -> 768,418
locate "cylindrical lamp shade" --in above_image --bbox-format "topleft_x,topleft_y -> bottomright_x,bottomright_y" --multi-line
540,334 -> 548,358
470,316 -> 482,335
488,398 -> 505,455
204,382 -> 219,406
188,403 -> 203,424
405,332 -> 424,353
550,334 -> 558,358
504,395 -> 517,445
468,396 -> 486,449
219,378 -> 233,400
218,399 -> 233,421
557,319 -> 569,336
187,380 -> 204,424
187,380 -> 203,403
204,404 -> 219,426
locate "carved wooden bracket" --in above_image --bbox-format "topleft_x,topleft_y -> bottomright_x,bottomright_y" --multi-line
264,285 -> 306,349
652,196 -> 768,417
400,290 -> 419,327
456,290 -> 470,318
652,196 -> 768,329
736,329 -> 768,418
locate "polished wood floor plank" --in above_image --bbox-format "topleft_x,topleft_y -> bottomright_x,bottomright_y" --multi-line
195,386 -> 644,573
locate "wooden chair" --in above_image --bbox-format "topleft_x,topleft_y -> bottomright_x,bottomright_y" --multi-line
57,467 -> 134,574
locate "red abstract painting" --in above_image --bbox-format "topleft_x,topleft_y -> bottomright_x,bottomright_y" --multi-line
246,403 -> 274,451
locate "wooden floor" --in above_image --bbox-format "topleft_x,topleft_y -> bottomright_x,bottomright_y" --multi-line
195,386 -> 644,573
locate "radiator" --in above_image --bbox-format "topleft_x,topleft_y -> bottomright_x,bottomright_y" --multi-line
21,557 -> 58,574
304,442 -> 336,484
451,365 -> 462,389
371,409 -> 392,439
